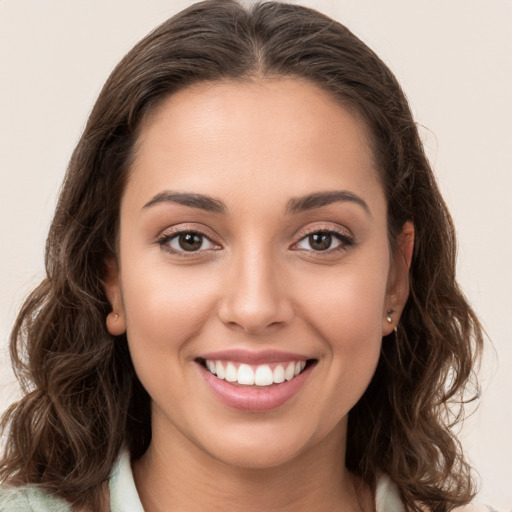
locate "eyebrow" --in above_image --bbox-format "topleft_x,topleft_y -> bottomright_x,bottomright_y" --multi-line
285,190 -> 371,216
143,191 -> 227,214
142,189 -> 370,216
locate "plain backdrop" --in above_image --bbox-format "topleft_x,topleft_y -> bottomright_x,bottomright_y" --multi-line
1,0 -> 511,509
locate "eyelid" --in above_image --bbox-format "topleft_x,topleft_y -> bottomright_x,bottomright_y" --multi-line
155,223 -> 353,255
291,224 -> 355,251
156,224 -> 222,254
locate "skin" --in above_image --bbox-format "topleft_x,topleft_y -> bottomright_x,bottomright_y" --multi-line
105,78 -> 414,512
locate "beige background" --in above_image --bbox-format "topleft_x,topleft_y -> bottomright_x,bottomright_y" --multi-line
1,0 -> 511,508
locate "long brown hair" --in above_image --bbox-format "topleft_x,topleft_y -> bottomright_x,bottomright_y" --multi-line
1,1 -> 483,510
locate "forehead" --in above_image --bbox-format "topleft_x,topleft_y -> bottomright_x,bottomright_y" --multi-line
125,78 -> 384,216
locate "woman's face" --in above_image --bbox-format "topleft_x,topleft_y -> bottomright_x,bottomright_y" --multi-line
106,78 -> 411,469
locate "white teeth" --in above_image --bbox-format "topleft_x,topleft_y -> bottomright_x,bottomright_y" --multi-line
207,360 -> 216,374
273,364 -> 285,384
254,365 -> 273,386
215,360 -> 226,379
237,364 -> 255,385
225,362 -> 238,382
205,359 -> 308,386
284,362 -> 295,381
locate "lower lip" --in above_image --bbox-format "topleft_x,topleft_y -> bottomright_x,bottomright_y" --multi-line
198,362 -> 314,412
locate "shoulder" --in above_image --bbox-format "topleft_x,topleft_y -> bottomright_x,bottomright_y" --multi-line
0,485 -> 71,512
0,450 -> 137,512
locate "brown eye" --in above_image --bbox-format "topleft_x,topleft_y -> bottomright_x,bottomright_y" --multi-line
294,230 -> 353,253
308,233 -> 332,251
178,233 -> 203,251
162,231 -> 217,253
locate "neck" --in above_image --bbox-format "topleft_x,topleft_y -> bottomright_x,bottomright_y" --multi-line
132,421 -> 373,512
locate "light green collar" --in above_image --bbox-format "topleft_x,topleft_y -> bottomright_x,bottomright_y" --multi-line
109,451 -> 145,512
108,451 -> 405,512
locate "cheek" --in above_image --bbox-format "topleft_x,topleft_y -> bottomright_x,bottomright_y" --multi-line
120,261 -> 219,358
292,259 -> 388,401
294,261 -> 389,343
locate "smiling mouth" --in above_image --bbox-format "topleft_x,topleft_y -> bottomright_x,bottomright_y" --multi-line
197,358 -> 316,387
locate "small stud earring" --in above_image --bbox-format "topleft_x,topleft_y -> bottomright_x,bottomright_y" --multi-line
386,309 -> 394,323
106,311 -> 124,336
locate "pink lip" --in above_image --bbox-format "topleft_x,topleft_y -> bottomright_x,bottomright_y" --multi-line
199,349 -> 309,365
197,360 -> 314,412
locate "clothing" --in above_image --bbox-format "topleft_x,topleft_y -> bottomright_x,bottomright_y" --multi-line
0,452 -> 142,512
0,451 -> 501,511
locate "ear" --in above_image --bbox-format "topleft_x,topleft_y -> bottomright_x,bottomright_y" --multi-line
382,221 -> 415,336
103,257 -> 126,336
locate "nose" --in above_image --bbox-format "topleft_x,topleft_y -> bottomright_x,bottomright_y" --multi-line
217,248 -> 294,335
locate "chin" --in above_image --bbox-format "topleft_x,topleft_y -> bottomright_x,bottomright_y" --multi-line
196,419 -> 335,471
210,441 -> 307,471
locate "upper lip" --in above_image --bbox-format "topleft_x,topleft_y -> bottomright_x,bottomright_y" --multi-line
198,349 -> 311,365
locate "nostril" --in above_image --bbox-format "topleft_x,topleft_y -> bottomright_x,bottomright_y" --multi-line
217,284 -> 294,334
222,319 -> 286,335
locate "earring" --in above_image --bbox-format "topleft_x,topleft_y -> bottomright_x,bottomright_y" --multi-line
386,309 -> 394,323
106,311 -> 120,332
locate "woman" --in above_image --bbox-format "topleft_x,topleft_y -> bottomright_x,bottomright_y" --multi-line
0,1 -> 490,510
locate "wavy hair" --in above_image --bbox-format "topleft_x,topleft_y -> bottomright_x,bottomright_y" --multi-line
1,1 -> 483,510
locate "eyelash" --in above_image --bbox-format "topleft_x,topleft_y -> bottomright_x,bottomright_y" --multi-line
292,227 -> 354,254
156,227 -> 354,256
156,229 -> 219,256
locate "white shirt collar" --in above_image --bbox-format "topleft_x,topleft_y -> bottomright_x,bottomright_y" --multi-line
375,473 -> 406,512
109,450 -> 404,512
109,450 -> 145,512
